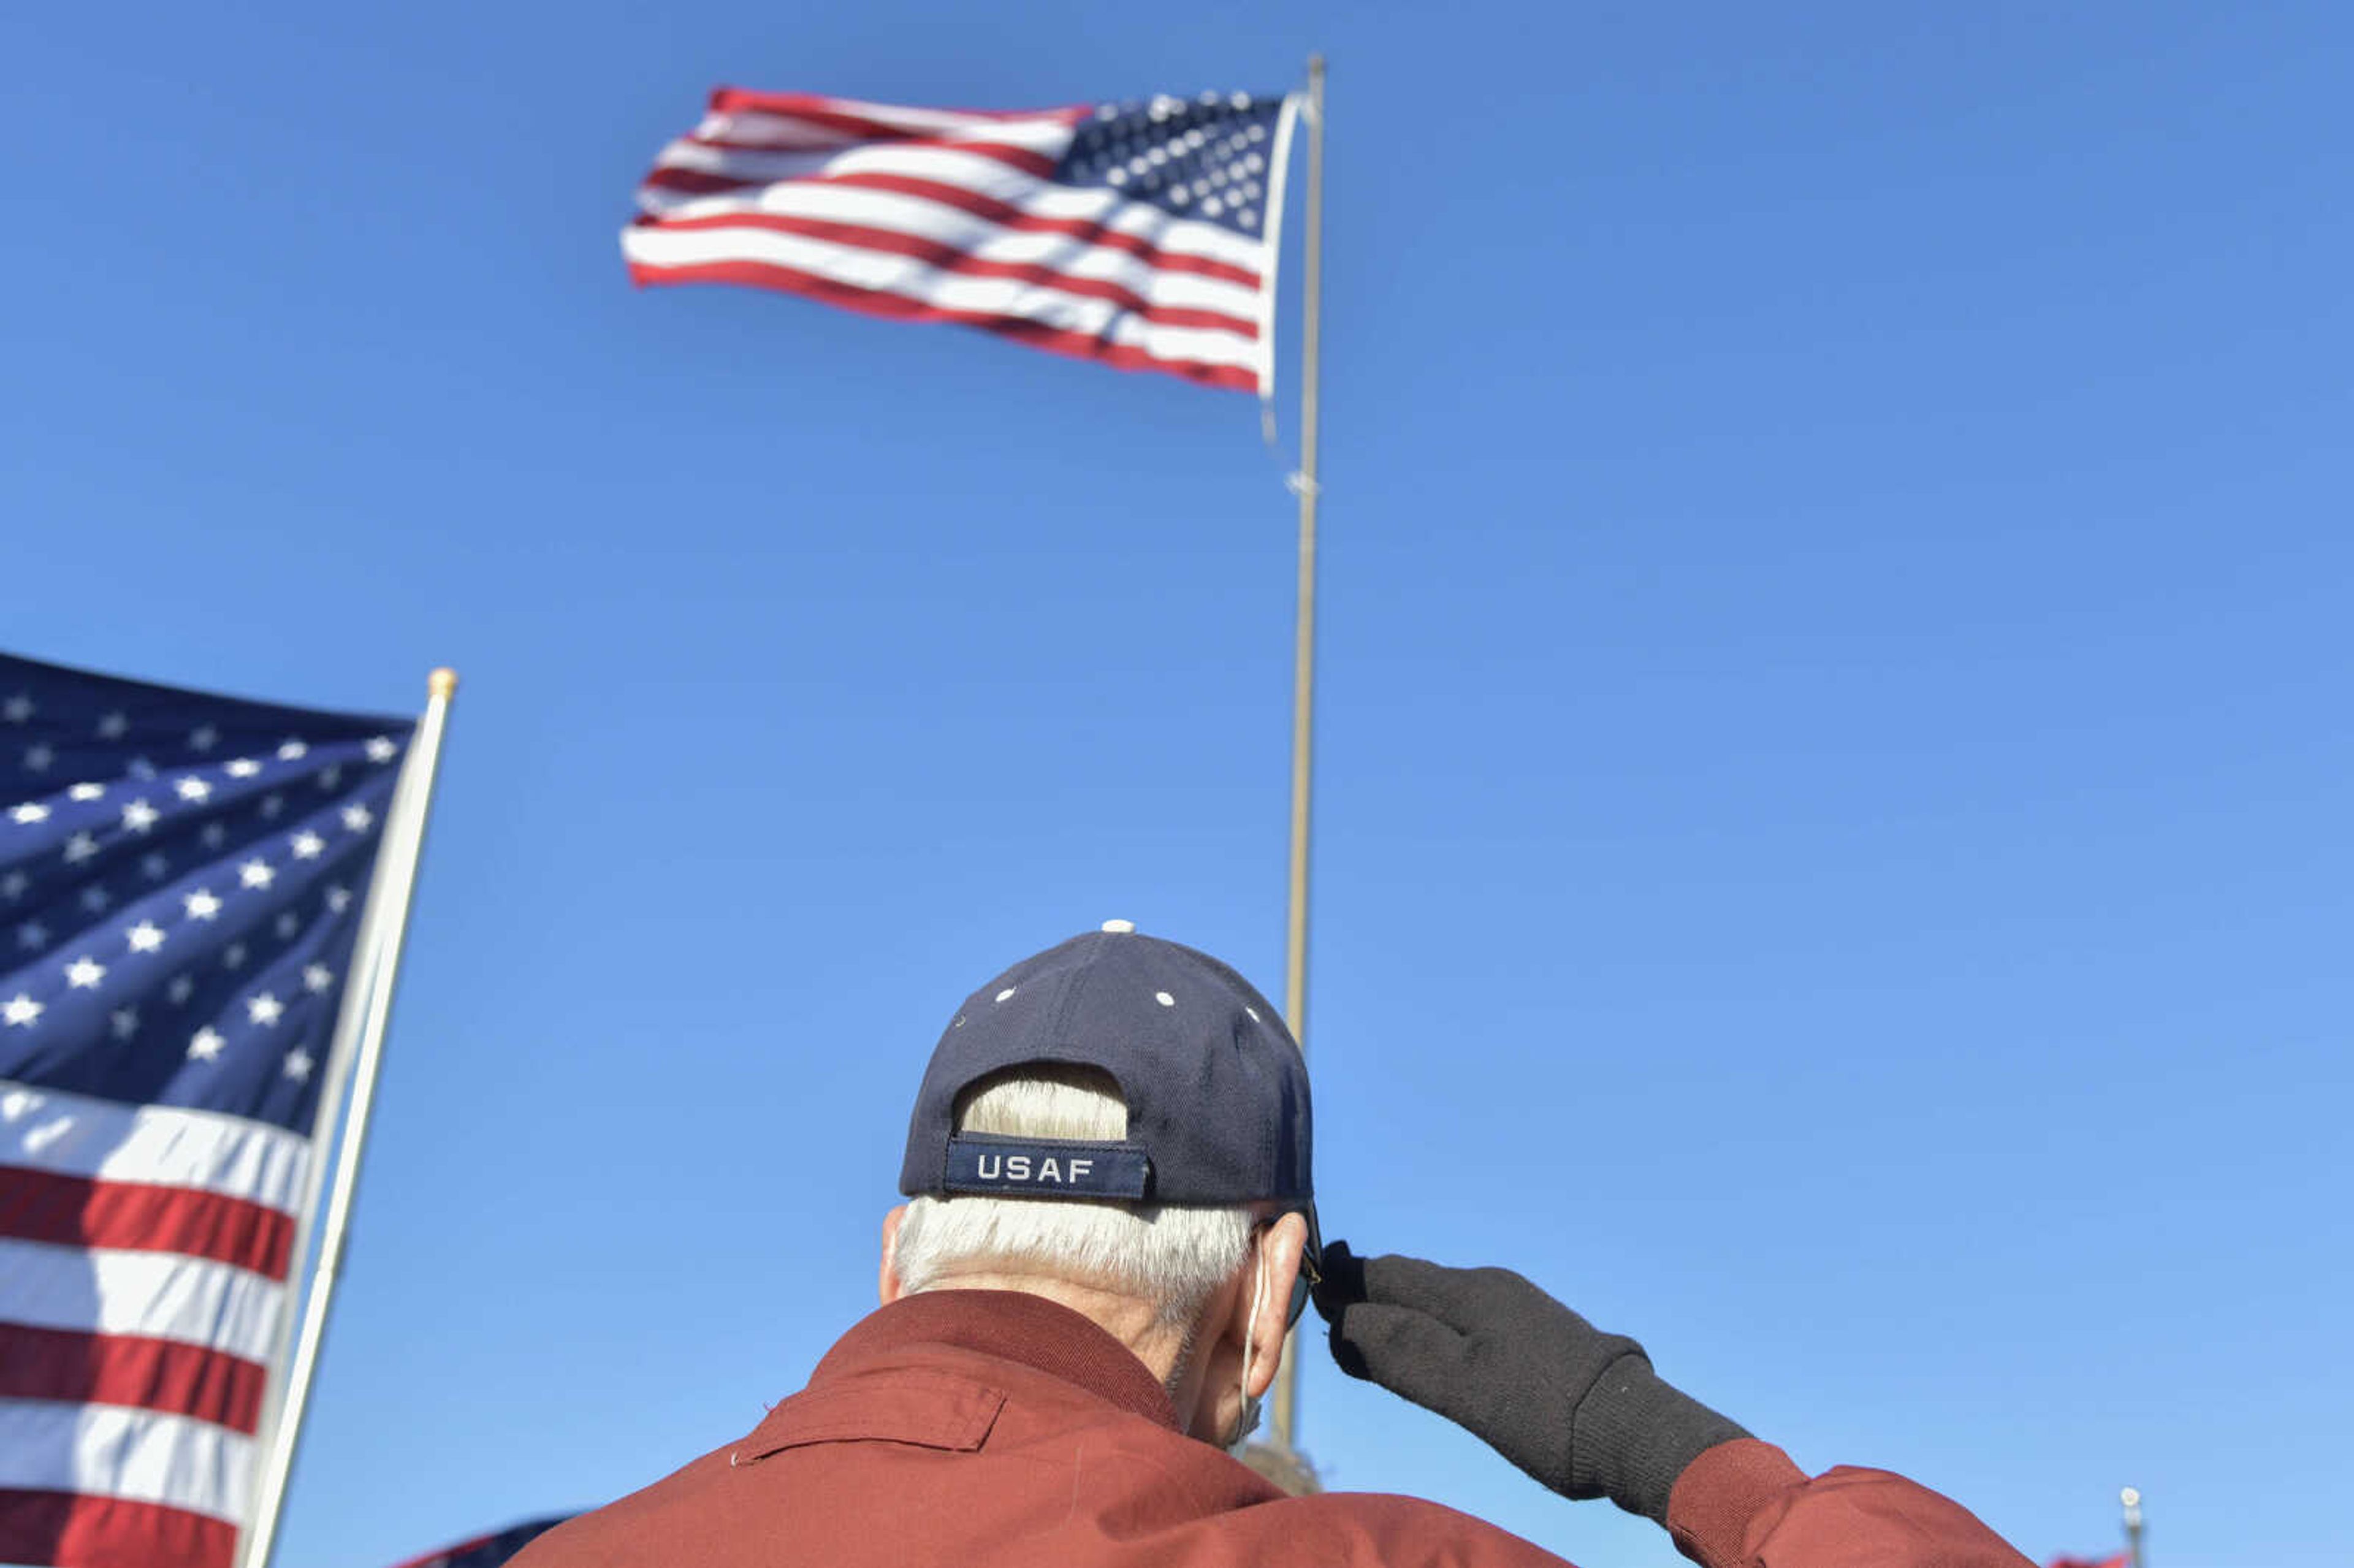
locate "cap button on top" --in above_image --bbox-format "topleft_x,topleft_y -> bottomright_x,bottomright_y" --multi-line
1100,919 -> 1136,934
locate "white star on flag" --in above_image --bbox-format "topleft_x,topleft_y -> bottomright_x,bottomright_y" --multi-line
66,957 -> 106,989
63,833 -> 98,864
78,886 -> 109,913
121,799 -> 159,833
340,804 -> 373,833
69,782 -> 106,801
96,710 -> 128,738
1,870 -> 26,900
222,942 -> 246,969
127,756 -> 156,780
260,794 -> 284,820
189,725 -> 219,752
141,851 -> 170,880
238,858 -> 275,889
183,889 -> 222,921
226,758 -> 261,778
17,921 -> 48,951
303,963 -> 334,993
127,921 -> 165,953
275,911 -> 299,939
276,740 -> 308,761
188,1027 -> 225,1060
167,974 -> 194,1004
9,802 -> 48,824
200,823 -> 226,849
318,765 -> 343,791
2,695 -> 32,723
283,1047 -> 314,1081
365,736 -> 397,763
23,744 -> 53,772
174,776 -> 211,802
110,1007 -> 139,1040
246,992 -> 284,1026
326,885 -> 352,913
3,994 -> 41,1027
291,830 -> 324,859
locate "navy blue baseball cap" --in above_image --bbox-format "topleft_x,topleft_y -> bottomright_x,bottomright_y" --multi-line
900,921 -> 1314,1217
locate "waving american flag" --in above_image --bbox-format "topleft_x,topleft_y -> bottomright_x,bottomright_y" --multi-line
623,88 -> 1295,392
0,653 -> 412,1568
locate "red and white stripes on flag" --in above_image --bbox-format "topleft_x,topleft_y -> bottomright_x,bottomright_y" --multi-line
623,88 -> 1292,392
0,1084 -> 307,1567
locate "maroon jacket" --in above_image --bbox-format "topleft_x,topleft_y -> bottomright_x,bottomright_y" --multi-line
512,1290 -> 2030,1568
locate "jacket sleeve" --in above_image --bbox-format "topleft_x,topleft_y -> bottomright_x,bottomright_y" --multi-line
1665,1439 -> 2033,1568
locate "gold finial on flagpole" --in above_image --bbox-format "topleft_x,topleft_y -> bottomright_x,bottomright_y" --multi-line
428,668 -> 460,699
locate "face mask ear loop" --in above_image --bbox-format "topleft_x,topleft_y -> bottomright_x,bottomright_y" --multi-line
1230,1238 -> 1271,1451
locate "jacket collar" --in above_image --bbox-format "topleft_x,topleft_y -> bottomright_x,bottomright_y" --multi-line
812,1289 -> 1181,1431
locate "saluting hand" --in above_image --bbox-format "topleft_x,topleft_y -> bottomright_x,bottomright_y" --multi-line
1312,1241 -> 1750,1526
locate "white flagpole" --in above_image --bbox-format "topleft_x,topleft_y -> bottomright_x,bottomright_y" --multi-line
237,668 -> 460,1568
1270,50 -> 1325,1458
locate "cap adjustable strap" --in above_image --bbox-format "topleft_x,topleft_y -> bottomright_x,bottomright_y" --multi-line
943,1133 -> 1152,1200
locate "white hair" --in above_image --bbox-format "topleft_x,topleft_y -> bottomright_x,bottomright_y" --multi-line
893,1065 -> 1254,1326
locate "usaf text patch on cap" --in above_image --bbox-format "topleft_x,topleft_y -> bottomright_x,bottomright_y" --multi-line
943,1134 -> 1152,1200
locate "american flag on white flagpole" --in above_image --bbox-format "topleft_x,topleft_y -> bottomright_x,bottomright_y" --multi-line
623,88 -> 1295,393
0,654 -> 414,1568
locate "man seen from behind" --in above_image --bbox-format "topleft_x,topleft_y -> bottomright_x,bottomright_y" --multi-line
513,922 -> 2033,1568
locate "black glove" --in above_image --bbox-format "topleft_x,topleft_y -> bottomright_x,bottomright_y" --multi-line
1312,1241 -> 1751,1525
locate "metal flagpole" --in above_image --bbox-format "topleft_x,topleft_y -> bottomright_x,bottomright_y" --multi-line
2122,1486 -> 2145,1568
1271,50 -> 1325,1457
237,668 -> 460,1568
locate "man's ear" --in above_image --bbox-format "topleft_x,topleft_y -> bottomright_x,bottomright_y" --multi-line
1241,1211 -> 1309,1400
878,1205 -> 909,1306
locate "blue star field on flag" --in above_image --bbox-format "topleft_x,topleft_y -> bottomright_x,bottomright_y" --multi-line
0,653 -> 413,1135
1053,93 -> 1285,238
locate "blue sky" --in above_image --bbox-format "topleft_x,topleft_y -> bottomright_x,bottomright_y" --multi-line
6,4 -> 2350,1566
